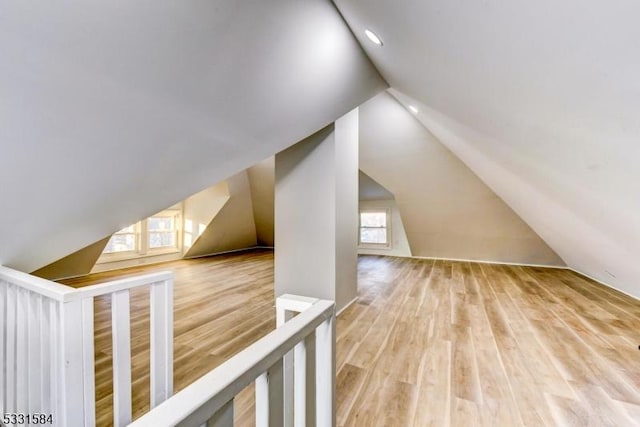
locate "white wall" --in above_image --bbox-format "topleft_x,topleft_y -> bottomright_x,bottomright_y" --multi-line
360,92 -> 564,266
335,0 -> 640,296
275,126 -> 337,303
359,171 -> 394,201
182,181 -> 230,246
358,199 -> 411,258
49,175 -> 255,275
247,158 -> 275,247
395,90 -> 640,296
275,109 -> 359,311
32,237 -> 110,280
334,109 -> 359,310
184,172 -> 258,258
0,0 -> 386,272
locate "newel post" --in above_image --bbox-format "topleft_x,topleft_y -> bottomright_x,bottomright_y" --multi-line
59,298 -> 91,427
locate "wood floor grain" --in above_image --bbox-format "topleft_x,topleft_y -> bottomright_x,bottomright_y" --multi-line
60,249 -> 275,427
61,251 -> 640,426
341,256 -> 640,427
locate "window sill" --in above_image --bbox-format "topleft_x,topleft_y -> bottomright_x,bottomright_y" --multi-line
96,248 -> 181,265
358,244 -> 392,250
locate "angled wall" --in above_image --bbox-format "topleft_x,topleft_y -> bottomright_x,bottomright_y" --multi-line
335,0 -> 640,296
184,172 -> 257,258
358,171 -> 411,257
247,158 -> 275,247
183,181 -> 231,249
394,89 -> 640,297
0,0 -> 386,272
360,92 -> 564,266
359,171 -> 393,201
31,237 -> 110,280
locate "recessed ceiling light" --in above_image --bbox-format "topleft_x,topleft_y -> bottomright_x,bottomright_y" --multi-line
365,29 -> 383,46
408,105 -> 419,114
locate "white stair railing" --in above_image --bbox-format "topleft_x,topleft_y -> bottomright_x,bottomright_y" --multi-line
276,294 -> 322,427
128,295 -> 336,427
0,266 -> 174,427
0,266 -> 84,427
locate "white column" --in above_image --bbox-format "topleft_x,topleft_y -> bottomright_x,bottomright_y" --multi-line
274,108 -> 359,311
333,108 -> 359,311
275,108 -> 357,427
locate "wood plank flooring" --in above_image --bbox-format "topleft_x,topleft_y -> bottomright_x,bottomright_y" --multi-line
60,250 -> 640,426
60,250 -> 275,427
340,256 -> 640,426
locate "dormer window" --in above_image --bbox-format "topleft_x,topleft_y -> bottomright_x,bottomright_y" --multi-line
359,210 -> 390,247
98,208 -> 182,263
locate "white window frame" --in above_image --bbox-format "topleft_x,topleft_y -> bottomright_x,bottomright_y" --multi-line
97,208 -> 183,264
146,210 -> 181,253
358,208 -> 391,249
101,223 -> 139,255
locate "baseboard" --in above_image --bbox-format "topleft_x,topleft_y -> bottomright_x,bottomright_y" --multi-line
405,255 -> 569,270
183,246 -> 273,260
48,272 -> 89,282
337,296 -> 358,317
568,268 -> 640,302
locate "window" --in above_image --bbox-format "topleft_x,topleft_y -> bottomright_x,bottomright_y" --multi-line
103,224 -> 137,253
359,210 -> 390,246
99,208 -> 182,262
148,214 -> 177,249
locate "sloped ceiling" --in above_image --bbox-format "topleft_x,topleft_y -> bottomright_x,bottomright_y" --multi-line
0,0 -> 386,272
360,92 -> 564,266
335,1 -> 640,296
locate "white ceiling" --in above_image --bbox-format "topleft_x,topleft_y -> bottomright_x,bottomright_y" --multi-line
3,0 -> 639,297
335,0 -> 640,296
0,0 -> 386,272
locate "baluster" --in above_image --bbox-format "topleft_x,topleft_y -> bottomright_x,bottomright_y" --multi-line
294,340 -> 306,427
6,284 -> 17,413
16,289 -> 28,413
27,293 -> 42,414
112,290 -> 132,427
40,297 -> 53,415
0,281 -> 6,414
315,316 -> 335,427
255,372 -> 269,427
82,298 -> 96,426
255,360 -> 284,427
150,279 -> 173,408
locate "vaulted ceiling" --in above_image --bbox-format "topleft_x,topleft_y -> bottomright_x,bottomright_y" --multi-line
1,1 -> 637,298
335,0 -> 640,297
0,0 -> 386,272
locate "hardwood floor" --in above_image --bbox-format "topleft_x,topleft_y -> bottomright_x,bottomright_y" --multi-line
60,250 -> 276,427
60,251 -> 640,426
340,256 -> 640,426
